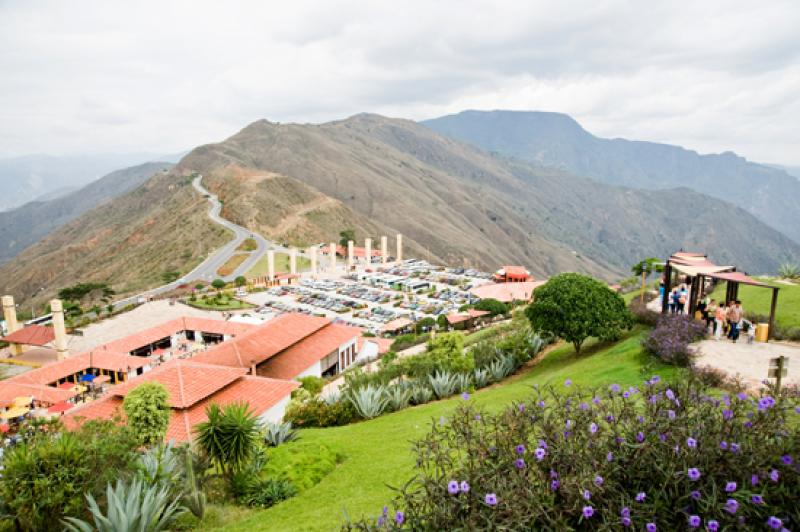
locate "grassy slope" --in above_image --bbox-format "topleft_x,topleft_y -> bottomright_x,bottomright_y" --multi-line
220,327 -> 678,532
710,279 -> 800,328
246,253 -> 311,278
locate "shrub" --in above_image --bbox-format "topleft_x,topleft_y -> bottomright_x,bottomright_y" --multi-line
297,376 -> 325,396
526,273 -> 633,353
349,385 -> 389,418
629,297 -> 660,326
240,478 -> 297,509
643,314 -> 707,366
194,402 -> 260,478
123,382 -> 171,446
264,441 -> 344,492
473,298 -> 509,316
778,262 -> 800,279
284,398 -> 357,428
346,378 -> 799,530
264,421 -> 300,447
391,333 -> 430,352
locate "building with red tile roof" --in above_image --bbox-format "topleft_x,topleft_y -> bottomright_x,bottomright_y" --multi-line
493,265 -> 532,283
1,324 -> 55,347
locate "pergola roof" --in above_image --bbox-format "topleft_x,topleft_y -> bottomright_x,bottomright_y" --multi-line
706,271 -> 773,288
2,325 -> 55,346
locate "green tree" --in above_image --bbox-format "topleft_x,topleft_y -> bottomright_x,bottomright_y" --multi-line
195,402 -> 260,478
425,332 -> 473,373
631,257 -> 663,302
338,229 -> 356,247
525,273 -> 633,354
123,382 -> 171,446
436,314 -> 448,330
474,298 -> 509,316
161,271 -> 180,284
234,275 -> 247,287
211,278 -> 226,290
415,317 -> 436,334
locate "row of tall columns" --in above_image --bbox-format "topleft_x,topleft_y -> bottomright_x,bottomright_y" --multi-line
1,295 -> 69,359
2,295 -> 22,355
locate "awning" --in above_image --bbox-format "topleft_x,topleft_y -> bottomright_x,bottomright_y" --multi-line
1,406 -> 30,419
80,374 -> 96,382
706,271 -> 774,288
13,396 -> 33,407
47,402 -> 73,414
669,263 -> 733,277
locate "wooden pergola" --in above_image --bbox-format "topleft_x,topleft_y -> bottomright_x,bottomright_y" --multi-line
661,252 -> 780,341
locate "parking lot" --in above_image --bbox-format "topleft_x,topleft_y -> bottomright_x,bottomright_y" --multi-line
243,259 -> 494,334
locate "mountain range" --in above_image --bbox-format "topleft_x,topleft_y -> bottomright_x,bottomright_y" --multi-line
1,112 -> 798,306
422,110 -> 800,244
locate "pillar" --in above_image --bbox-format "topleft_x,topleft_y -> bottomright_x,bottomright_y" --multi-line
329,242 -> 337,273
381,236 -> 388,265
365,238 -> 372,267
396,234 -> 403,262
2,295 -> 23,355
290,248 -> 297,275
50,299 -> 69,360
267,250 -> 275,281
309,246 -> 318,276
347,240 -> 355,270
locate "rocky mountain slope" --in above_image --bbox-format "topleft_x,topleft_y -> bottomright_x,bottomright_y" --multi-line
0,162 -> 173,264
422,110 -> 800,243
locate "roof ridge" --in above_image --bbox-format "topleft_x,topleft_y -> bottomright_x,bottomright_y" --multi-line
176,361 -> 187,407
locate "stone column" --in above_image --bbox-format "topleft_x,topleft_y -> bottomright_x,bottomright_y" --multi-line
2,295 -> 22,355
267,250 -> 275,281
347,240 -> 355,270
329,242 -> 337,273
365,238 -> 372,267
381,236 -> 388,264
396,234 -> 403,262
309,246 -> 318,276
289,248 -> 297,275
50,299 -> 69,360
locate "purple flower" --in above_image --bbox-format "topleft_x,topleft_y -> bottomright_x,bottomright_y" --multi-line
725,498 -> 739,514
514,458 -> 525,469
688,468 -> 701,481
565,419 -> 573,429
610,383 -> 621,393
751,474 -> 759,486
636,431 -> 645,443
621,516 -> 632,527
650,375 -> 661,383
743,421 -> 753,429
666,388 -> 675,400
722,409 -> 733,420
770,469 -> 779,482
474,414 -> 481,420
637,415 -> 644,423
550,479 -> 560,490
580,402 -> 589,411
484,493 -> 498,506
460,481 -> 470,493
592,396 -> 601,405
515,444 -> 526,455
537,400 -> 545,408
758,396 -> 775,410
730,442 -> 740,453
607,451 -> 614,462
646,523 -> 657,532
623,391 -> 630,399
688,515 -> 701,528
635,492 -> 646,502
719,441 -> 728,450
461,392 -> 470,400
564,378 -> 572,387
736,392 -> 747,400
668,409 -> 676,419
795,405 -> 800,414
518,403 -> 526,412
621,507 -> 630,518
589,422 -> 598,434
659,433 -> 667,442
550,470 -> 558,478
725,481 -> 737,492
687,437 -> 697,448
582,505 -> 594,518
606,414 -> 615,422
690,490 -> 701,500
781,455 -> 793,465
538,439 -> 548,449
534,447 -> 546,460
395,511 -> 405,525
594,475 -> 604,487
767,516 -> 782,530
708,519 -> 719,531
447,480 -> 459,494
751,494 -> 764,504
583,489 -> 591,500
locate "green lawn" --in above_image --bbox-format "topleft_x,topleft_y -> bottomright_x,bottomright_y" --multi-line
246,253 -> 311,278
187,297 -> 254,311
710,279 -> 800,328
217,327 -> 679,531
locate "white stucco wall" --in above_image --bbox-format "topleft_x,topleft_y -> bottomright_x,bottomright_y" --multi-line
297,360 -> 322,379
258,394 -> 293,424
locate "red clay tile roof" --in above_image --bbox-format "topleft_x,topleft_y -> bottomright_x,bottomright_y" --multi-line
2,325 -> 55,346
192,313 -> 330,369
64,375 -> 298,442
9,350 -> 150,387
111,360 -> 248,408
99,317 -> 256,354
0,381 -> 77,405
467,309 -> 490,318
381,317 -> 413,332
257,323 -> 360,380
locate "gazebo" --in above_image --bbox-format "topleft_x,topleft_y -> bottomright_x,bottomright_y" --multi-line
661,252 -> 780,341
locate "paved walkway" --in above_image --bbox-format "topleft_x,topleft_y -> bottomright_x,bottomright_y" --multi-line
693,339 -> 800,390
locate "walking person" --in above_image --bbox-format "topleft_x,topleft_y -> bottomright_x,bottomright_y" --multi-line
726,300 -> 742,343
714,302 -> 726,341
705,299 -> 717,334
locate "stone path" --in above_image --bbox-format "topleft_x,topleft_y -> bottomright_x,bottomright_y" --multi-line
693,339 -> 800,390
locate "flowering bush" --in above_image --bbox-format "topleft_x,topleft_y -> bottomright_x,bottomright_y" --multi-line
344,378 -> 799,530
643,314 -> 707,366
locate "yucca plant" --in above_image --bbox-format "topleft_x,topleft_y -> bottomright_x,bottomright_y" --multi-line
63,478 -> 185,532
348,384 -> 388,419
778,262 -> 800,279
386,385 -> 412,411
428,371 -> 457,399
454,373 -> 472,393
264,421 -> 299,447
473,367 -> 490,388
194,402 -> 260,478
411,384 -> 434,405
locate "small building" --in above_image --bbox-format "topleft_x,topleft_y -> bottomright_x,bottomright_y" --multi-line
493,266 -> 532,283
446,309 -> 491,330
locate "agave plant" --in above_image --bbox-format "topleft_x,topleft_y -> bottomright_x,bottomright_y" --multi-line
264,421 -> 299,447
526,332 -> 547,357
182,452 -> 206,519
411,384 -> 434,405
137,443 -> 181,488
428,371 -> 457,399
778,262 -> 800,280
322,390 -> 341,405
454,373 -> 472,393
348,384 -> 388,419
386,385 -> 412,411
488,355 -> 516,381
473,367 -> 490,388
63,478 -> 185,532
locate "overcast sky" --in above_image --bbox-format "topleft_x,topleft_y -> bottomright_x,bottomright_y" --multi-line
1,0 -> 799,165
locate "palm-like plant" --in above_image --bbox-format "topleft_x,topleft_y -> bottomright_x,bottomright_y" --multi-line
263,421 -> 299,447
428,371 -> 457,399
778,262 -> 800,280
194,402 -> 260,477
63,478 -> 185,532
454,373 -> 472,393
411,384 -> 434,405
473,367 -> 490,388
386,385 -> 412,411
631,257 -> 663,302
348,384 -> 388,418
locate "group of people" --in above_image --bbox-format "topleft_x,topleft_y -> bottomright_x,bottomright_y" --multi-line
660,282 -> 753,344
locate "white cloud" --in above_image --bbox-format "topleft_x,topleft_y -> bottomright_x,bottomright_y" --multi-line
1,0 -> 799,164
